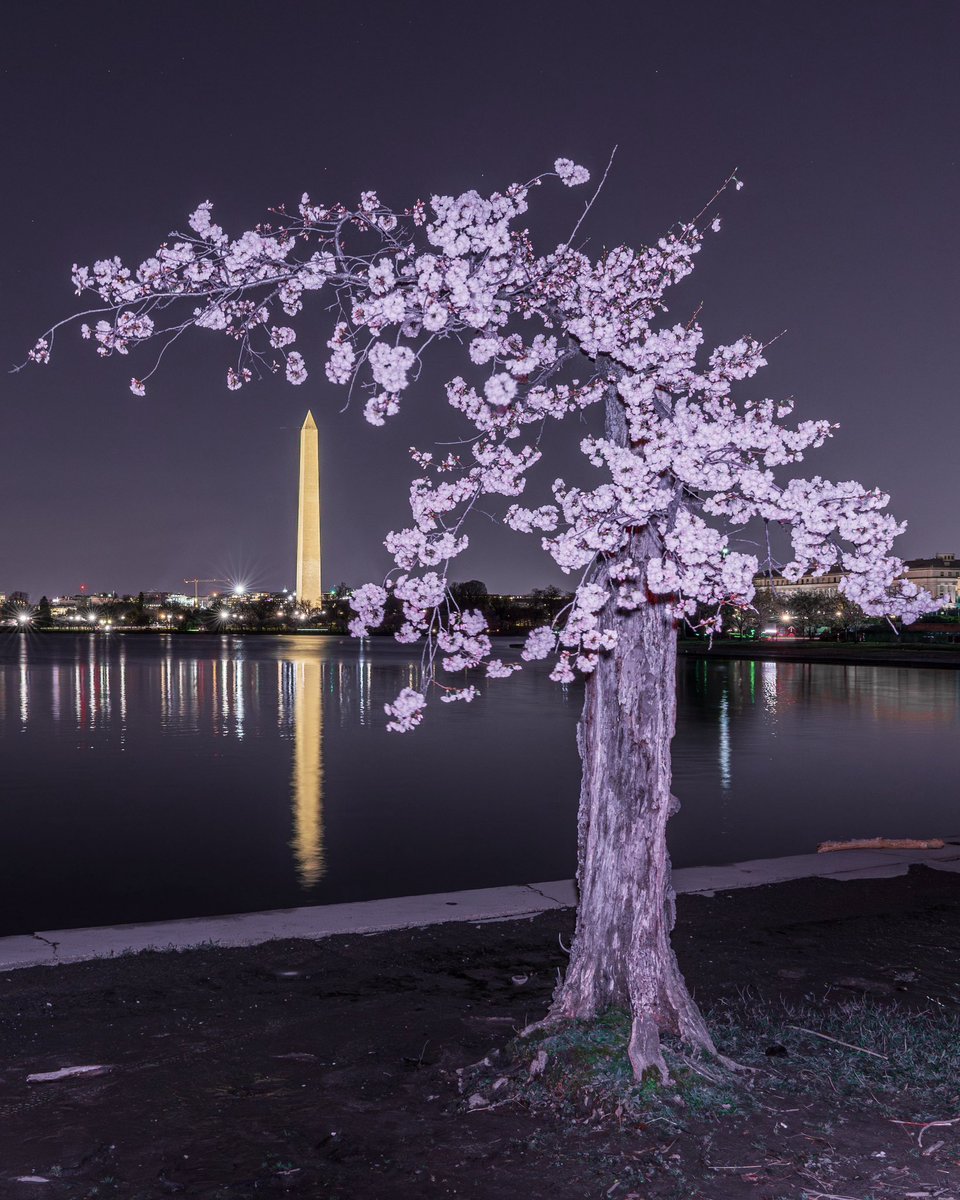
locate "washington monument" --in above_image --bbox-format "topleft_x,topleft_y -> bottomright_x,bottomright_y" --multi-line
296,411 -> 322,607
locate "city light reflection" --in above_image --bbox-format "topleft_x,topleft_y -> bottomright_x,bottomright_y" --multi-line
718,683 -> 731,791
762,660 -> 778,714
18,637 -> 28,727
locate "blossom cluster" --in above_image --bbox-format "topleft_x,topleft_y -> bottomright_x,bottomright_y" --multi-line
37,157 -> 931,727
437,609 -> 491,672
384,687 -> 427,733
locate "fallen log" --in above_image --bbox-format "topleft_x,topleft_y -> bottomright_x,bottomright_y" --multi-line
817,837 -> 945,853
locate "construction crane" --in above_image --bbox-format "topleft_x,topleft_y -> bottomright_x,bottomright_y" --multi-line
183,579 -> 228,608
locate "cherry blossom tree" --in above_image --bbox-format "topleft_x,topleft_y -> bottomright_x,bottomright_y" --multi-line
26,156 -> 930,1079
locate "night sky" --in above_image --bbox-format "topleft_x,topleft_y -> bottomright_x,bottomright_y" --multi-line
2,1 -> 957,601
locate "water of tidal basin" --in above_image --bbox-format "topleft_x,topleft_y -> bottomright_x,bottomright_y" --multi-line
1,633 -> 958,937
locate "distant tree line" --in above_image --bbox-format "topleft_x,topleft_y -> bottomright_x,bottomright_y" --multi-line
5,583 -> 577,636
688,588 -> 959,641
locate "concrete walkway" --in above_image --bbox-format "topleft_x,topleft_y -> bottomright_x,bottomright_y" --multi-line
2,843 -> 959,973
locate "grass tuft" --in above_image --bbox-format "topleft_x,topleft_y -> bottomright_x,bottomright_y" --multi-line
465,994 -> 960,1126
711,993 -> 960,1117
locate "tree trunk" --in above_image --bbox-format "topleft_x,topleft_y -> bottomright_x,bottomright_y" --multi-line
548,532 -> 719,1082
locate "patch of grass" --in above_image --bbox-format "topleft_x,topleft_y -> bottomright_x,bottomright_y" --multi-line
710,993 -> 960,1117
467,995 -> 960,1126
464,1009 -> 744,1126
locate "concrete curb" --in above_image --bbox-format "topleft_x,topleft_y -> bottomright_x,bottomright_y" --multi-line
2,846 -> 959,973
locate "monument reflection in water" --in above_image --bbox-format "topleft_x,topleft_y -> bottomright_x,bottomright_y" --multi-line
1,633 -> 959,935
286,656 -> 324,887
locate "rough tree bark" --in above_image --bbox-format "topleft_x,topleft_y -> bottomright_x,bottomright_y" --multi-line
547,390 -> 720,1082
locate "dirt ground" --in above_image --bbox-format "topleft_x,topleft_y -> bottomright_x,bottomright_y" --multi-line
2,866 -> 960,1199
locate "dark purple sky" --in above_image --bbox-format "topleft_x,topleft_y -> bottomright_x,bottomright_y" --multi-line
2,1 -> 957,600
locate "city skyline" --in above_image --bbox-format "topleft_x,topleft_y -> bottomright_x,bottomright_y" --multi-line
5,547 -> 958,612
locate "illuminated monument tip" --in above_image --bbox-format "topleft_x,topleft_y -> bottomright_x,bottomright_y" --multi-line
296,410 -> 322,608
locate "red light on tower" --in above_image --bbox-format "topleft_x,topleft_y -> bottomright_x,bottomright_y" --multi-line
79,583 -> 88,593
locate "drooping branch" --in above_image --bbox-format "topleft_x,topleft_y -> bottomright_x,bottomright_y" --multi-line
24,156 -> 932,727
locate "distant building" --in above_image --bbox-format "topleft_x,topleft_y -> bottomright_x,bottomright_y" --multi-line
902,554 -> 960,606
754,552 -> 959,608
753,570 -> 843,598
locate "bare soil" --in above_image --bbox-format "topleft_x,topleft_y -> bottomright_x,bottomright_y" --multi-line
2,866 -> 960,1199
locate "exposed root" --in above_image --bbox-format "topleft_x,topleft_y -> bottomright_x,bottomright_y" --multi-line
677,1052 -> 729,1085
628,1013 -> 670,1083
518,1010 -> 568,1040
715,1052 -> 756,1076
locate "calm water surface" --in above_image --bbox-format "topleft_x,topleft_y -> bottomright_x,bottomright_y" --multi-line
1,633 -> 957,935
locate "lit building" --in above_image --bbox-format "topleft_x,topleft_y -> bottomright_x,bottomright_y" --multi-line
139,591 -> 169,609
902,554 -> 960,606
754,552 -> 959,608
753,571 -> 843,598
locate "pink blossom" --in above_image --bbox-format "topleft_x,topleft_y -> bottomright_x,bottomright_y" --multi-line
368,258 -> 396,295
522,626 -> 557,661
384,688 -> 427,733
549,653 -> 577,683
486,659 -> 522,679
554,158 -> 591,187
285,351 -> 307,385
187,201 -> 224,242
27,338 -> 50,364
348,583 -> 388,636
483,373 -> 517,407
437,610 -> 491,672
363,394 -> 400,426
269,326 -> 296,349
368,343 -> 415,393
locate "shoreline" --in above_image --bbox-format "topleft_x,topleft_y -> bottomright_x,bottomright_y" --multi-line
3,842 -> 958,972
679,637 -> 960,668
